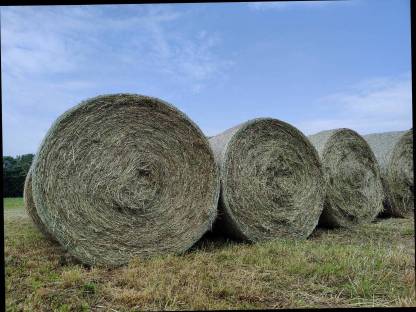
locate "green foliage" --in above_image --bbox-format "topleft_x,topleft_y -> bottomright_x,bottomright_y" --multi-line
3,154 -> 34,197
83,282 -> 96,294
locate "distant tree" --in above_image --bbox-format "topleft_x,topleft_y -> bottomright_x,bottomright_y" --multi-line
3,156 -> 16,170
3,154 -> 34,197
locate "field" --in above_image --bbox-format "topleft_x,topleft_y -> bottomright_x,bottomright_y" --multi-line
4,197 -> 415,311
4,197 -> 24,210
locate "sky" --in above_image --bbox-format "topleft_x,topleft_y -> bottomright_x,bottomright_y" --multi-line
1,0 -> 412,156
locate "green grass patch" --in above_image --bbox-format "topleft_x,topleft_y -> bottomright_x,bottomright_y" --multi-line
4,207 -> 415,310
3,197 -> 24,209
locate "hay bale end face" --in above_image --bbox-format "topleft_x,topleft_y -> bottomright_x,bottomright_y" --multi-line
209,118 -> 325,241
24,169 -> 57,242
364,130 -> 410,217
387,129 -> 414,216
308,128 -> 384,227
31,94 -> 220,266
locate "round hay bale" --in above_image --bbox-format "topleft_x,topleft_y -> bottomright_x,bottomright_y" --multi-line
363,130 -> 409,217
308,128 -> 384,227
24,168 -> 57,242
363,131 -> 406,171
31,94 -> 220,266
386,129 -> 413,216
209,118 -> 325,241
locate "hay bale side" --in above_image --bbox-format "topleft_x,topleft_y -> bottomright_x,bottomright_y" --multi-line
209,118 -> 325,241
386,129 -> 413,216
24,168 -> 57,242
31,94 -> 220,266
308,129 -> 384,227
363,130 -> 407,216
363,131 -> 406,171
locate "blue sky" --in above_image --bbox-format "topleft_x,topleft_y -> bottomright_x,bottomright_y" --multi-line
1,0 -> 412,156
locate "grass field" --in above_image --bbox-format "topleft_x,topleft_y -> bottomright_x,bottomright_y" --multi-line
4,198 -> 415,311
3,197 -> 24,209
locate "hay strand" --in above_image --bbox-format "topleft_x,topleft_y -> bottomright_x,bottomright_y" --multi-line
308,128 -> 384,227
31,94 -> 220,266
209,118 -> 325,241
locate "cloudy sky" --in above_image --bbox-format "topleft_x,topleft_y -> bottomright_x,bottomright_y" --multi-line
1,0 -> 412,156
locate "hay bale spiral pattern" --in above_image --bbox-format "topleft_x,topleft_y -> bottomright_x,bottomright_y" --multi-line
31,94 -> 220,266
209,118 -> 325,241
308,128 -> 384,227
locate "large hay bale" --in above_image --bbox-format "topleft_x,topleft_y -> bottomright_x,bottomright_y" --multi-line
31,94 -> 220,266
209,118 -> 325,241
24,168 -> 56,242
308,129 -> 384,227
363,130 -> 411,216
364,129 -> 414,217
387,129 -> 414,216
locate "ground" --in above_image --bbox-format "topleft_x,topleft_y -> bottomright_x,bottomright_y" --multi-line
4,197 -> 415,311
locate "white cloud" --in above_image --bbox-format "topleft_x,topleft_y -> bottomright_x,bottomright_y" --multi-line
247,0 -> 354,11
1,5 -> 229,87
296,73 -> 412,135
1,5 -> 232,155
1,6 -> 98,78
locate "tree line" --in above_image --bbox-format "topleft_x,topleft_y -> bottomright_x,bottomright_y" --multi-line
3,154 -> 34,197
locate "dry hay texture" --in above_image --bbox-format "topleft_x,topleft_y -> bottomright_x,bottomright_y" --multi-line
31,94 -> 220,267
308,129 -> 384,227
364,130 -> 409,216
24,168 -> 57,242
209,118 -> 325,242
387,130 -> 414,215
365,130 -> 414,216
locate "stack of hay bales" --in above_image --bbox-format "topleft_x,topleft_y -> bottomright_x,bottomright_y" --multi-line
27,94 -> 220,266
209,118 -> 325,241
308,129 -> 384,227
364,130 -> 413,217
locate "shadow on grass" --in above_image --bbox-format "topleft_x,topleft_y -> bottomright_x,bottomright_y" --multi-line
188,230 -> 242,253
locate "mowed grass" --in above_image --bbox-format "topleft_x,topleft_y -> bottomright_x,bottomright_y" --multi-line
4,197 -> 24,209
4,201 -> 415,311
